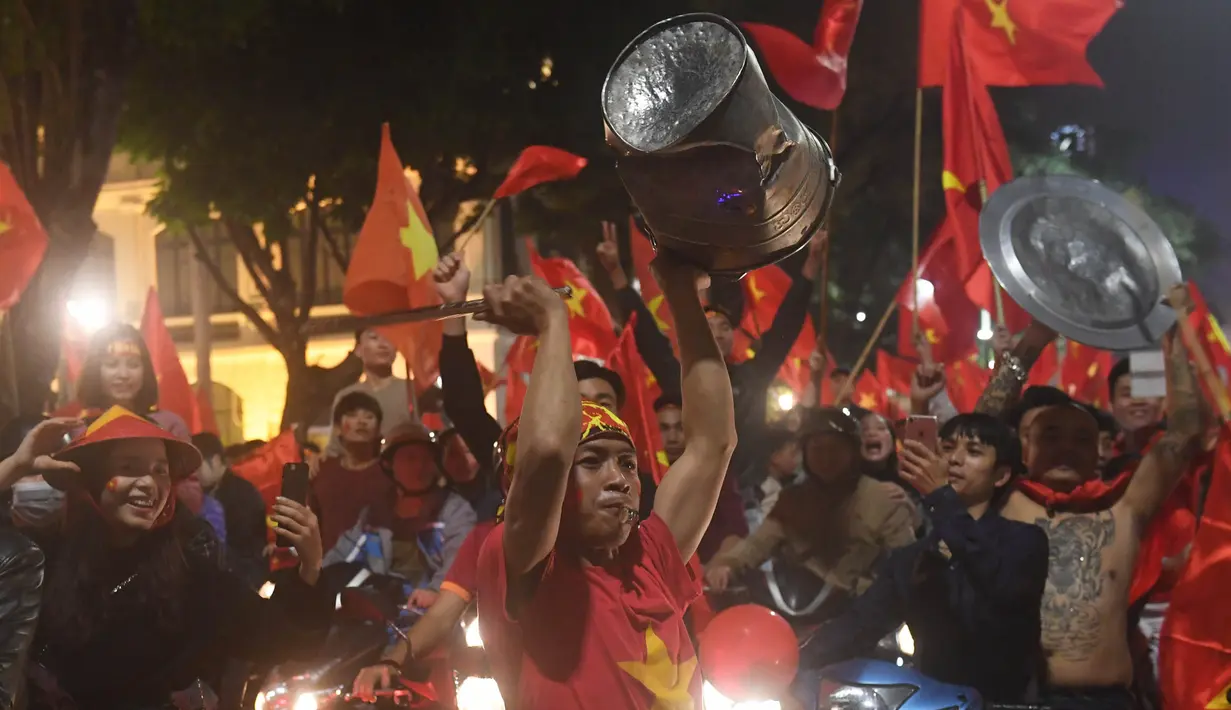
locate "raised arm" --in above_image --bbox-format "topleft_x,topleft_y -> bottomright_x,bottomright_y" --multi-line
743,237 -> 824,386
650,254 -> 738,560
478,276 -> 581,576
974,320 -> 1057,419
1119,287 -> 1204,526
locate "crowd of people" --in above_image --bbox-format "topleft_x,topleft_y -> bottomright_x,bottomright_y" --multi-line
0,228 -> 1216,710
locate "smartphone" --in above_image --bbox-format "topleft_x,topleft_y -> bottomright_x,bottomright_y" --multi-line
280,462 -> 311,506
903,415 -> 939,452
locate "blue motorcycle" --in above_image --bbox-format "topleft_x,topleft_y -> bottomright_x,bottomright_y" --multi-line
802,659 -> 1002,710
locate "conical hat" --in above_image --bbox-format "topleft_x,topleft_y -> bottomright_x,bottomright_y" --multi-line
48,406 -> 203,490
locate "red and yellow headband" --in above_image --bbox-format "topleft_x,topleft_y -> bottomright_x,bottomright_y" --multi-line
496,400 -> 633,496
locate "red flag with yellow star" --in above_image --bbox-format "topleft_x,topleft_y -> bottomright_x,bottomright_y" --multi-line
897,221 -> 981,364
1060,340 -> 1113,408
501,335 -> 537,423
918,0 -> 1119,88
1027,341 -> 1060,387
0,162 -> 49,312
852,369 -> 889,414
607,314 -> 668,482
740,264 -> 816,396
1187,284 -> 1231,410
946,350 -> 993,412
139,288 -> 200,432
526,242 -> 618,361
1158,432 -> 1231,710
629,217 -> 677,345
876,350 -> 917,397
739,0 -> 865,111
344,124 -> 442,394
493,146 -> 587,199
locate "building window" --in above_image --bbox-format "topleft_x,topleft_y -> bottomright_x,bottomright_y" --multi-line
155,223 -> 239,317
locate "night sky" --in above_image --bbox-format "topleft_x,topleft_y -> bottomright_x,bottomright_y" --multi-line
1090,0 -> 1231,309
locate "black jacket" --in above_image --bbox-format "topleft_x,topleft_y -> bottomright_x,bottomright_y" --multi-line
802,486 -> 1050,703
212,471 -> 269,590
0,528 -> 43,709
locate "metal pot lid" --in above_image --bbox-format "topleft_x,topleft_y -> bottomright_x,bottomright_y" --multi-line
980,175 -> 1182,351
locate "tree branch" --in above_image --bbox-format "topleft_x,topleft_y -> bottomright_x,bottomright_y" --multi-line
296,199 -> 321,323
186,224 -> 281,347
318,219 -> 349,272
222,218 -> 277,308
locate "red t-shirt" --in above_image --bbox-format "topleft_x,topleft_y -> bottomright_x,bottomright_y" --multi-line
476,513 -> 703,710
441,520 -> 496,602
310,459 -> 394,551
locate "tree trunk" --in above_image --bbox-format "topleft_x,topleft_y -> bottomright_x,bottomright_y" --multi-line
279,344 -> 363,434
8,220 -> 99,416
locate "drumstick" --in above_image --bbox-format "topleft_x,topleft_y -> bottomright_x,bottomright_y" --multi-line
300,286 -> 573,336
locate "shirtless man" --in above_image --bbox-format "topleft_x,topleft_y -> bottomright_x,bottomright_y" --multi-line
976,287 -> 1201,708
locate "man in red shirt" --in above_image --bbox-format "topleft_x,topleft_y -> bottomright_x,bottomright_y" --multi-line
475,259 -> 737,710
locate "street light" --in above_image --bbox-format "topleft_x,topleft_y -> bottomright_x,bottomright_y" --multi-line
855,311 -> 866,322
66,297 -> 110,334
914,278 -> 935,305
976,310 -> 993,341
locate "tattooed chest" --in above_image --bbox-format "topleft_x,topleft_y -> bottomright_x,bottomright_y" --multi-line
1034,512 -> 1121,661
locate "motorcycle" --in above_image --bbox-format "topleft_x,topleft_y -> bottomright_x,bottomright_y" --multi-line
251,564 -> 440,710
803,659 -> 1043,710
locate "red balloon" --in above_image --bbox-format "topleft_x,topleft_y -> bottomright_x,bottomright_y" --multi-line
698,604 -> 799,701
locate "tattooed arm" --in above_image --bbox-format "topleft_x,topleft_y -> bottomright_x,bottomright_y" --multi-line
1118,293 -> 1204,526
974,321 -> 1057,419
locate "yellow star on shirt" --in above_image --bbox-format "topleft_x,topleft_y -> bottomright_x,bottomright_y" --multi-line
398,200 -> 437,280
941,170 -> 966,193
1207,676 -> 1231,709
617,627 -> 697,710
984,0 -> 1018,44
564,280 -> 587,317
0,219 -> 9,235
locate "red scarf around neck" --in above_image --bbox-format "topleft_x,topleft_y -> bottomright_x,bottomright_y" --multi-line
1016,471 -> 1133,514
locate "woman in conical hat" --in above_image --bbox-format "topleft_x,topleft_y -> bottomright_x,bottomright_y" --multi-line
20,406 -> 332,710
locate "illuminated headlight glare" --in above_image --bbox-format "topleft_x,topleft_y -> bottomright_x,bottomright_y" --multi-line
895,624 -> 915,656
465,618 -> 484,647
825,686 -> 889,710
702,682 -> 781,710
292,693 -> 319,710
258,581 -> 276,599
456,677 -> 506,710
253,692 -> 266,710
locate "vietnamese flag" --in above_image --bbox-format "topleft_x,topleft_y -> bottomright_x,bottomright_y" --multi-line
947,350 -> 992,413
1060,340 -> 1114,408
629,217 -> 676,345
526,242 -> 618,361
918,0 -> 1119,88
0,162 -> 49,312
876,350 -> 916,397
1158,432 -> 1231,710
897,222 -> 981,364
344,124 -> 442,393
851,369 -> 888,414
740,264 -> 816,397
1027,341 -> 1060,387
140,288 -> 199,431
740,0 -> 865,111
606,314 -> 667,483
1186,283 -> 1231,415
502,335 -> 537,423
493,146 -> 587,199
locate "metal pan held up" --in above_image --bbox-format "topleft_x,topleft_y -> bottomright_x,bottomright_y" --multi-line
979,175 -> 1182,351
601,13 -> 841,278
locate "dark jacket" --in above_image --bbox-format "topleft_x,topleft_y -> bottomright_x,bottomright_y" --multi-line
801,486 -> 1049,703
0,528 -> 43,709
614,277 -> 812,559
212,471 -> 269,590
27,516 -> 331,710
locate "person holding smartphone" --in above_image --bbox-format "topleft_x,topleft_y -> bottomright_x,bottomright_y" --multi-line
800,413 -> 1050,705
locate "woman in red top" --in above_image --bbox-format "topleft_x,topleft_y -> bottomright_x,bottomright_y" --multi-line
474,257 -> 737,710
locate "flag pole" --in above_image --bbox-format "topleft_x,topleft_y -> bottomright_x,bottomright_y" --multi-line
453,196 -> 501,253
834,295 -> 897,406
977,180 -> 1006,324
910,87 -> 923,332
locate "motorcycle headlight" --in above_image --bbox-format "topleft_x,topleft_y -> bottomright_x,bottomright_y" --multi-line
818,680 -> 916,710
456,676 -> 506,710
895,625 -> 915,657
702,682 -> 782,710
465,618 -> 484,648
258,581 -> 276,599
